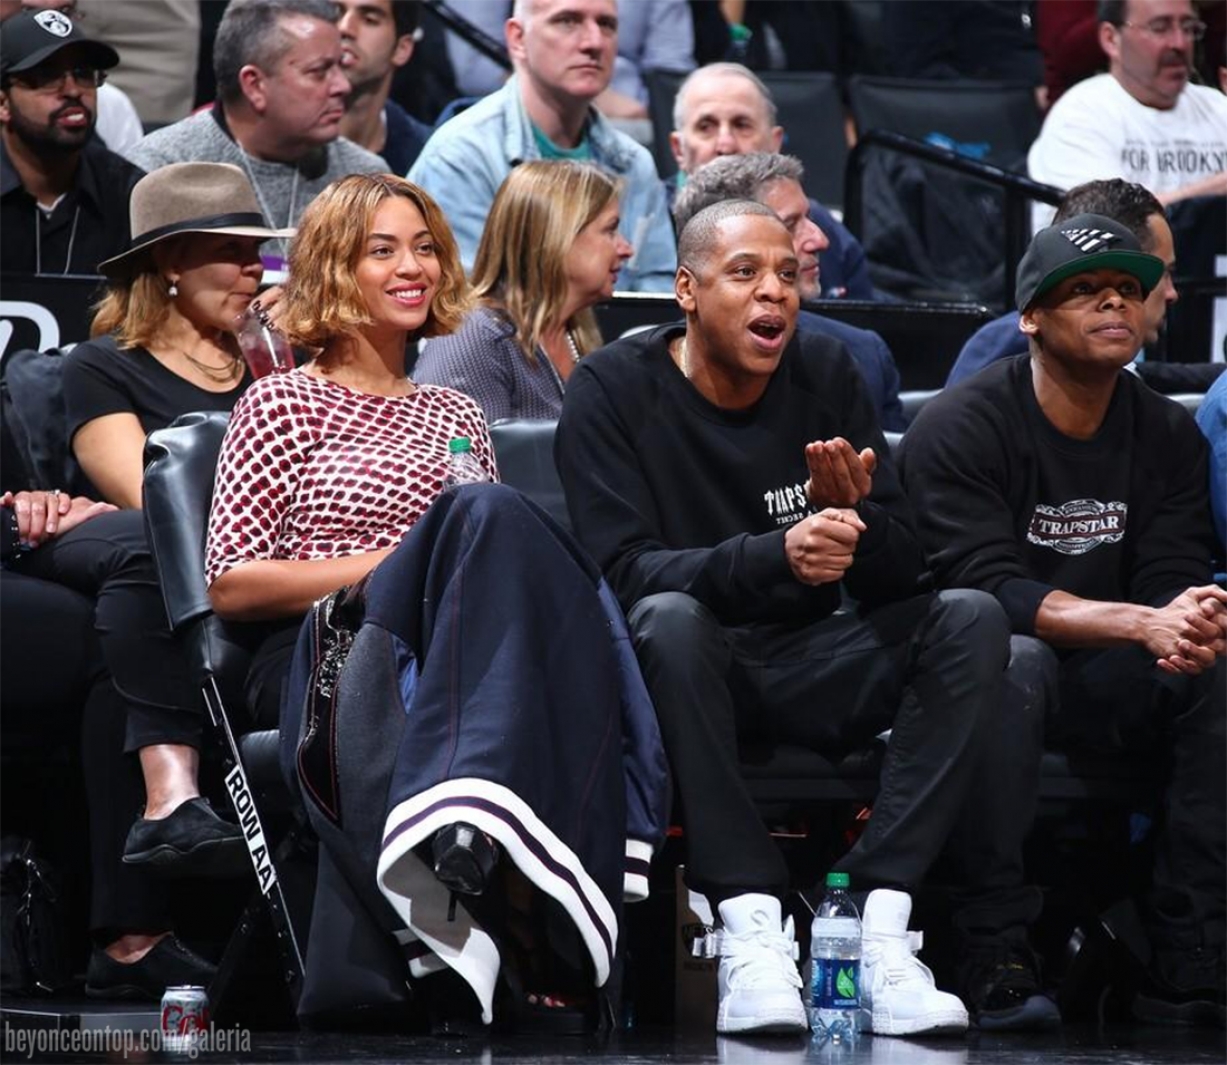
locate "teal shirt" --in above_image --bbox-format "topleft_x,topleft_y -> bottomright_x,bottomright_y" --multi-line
531,123 -> 592,162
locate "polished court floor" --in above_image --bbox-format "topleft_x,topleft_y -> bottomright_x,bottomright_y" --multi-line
3,996 -> 1224,1065
194,1025 -> 1227,1065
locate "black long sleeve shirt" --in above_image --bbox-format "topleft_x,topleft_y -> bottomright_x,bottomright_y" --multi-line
898,355 -> 1215,634
0,138 -> 143,277
556,324 -> 926,625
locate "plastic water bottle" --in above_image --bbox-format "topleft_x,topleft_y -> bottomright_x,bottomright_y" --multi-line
726,21 -> 752,62
810,871 -> 861,1042
442,436 -> 489,488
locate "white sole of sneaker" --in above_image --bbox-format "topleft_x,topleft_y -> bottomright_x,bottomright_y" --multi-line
717,1007 -> 809,1034
868,1007 -> 969,1036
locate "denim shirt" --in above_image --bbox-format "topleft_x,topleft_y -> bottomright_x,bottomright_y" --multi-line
409,77 -> 676,292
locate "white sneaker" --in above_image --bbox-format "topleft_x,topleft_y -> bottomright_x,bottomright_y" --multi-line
715,894 -> 809,1035
861,889 -> 969,1037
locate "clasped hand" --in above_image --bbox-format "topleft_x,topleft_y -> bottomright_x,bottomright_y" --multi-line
785,507 -> 866,586
1149,585 -> 1227,676
1,490 -> 116,548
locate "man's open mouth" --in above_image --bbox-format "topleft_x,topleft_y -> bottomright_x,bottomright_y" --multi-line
748,318 -> 786,340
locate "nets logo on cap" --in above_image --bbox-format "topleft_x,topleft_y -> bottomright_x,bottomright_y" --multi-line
1059,227 -> 1121,254
33,10 -> 73,36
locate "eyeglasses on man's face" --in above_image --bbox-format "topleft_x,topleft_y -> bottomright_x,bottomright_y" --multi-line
9,64 -> 107,92
1121,16 -> 1207,41
17,0 -> 82,17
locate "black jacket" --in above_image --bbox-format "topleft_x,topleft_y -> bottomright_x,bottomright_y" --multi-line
1,137 -> 143,276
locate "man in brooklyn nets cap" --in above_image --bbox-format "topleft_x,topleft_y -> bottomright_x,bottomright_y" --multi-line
1,7 -> 142,274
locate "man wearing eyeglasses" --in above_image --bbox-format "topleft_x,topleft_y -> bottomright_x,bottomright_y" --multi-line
0,8 -> 143,274
1028,0 -> 1227,231
0,1 -> 143,156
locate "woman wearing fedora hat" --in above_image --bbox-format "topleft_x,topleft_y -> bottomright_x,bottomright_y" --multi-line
31,163 -> 295,997
63,161 -> 293,511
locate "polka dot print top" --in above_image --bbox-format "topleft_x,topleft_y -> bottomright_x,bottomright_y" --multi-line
205,369 -> 498,587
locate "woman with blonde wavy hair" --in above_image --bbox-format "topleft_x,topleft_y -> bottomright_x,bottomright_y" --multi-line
207,172 -> 480,630
415,160 -> 632,422
204,173 -> 668,1027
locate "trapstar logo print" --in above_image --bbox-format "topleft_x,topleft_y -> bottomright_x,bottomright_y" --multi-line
763,481 -> 811,527
1027,498 -> 1127,556
1060,227 -> 1120,253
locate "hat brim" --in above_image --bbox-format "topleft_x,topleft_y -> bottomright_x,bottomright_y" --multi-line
98,223 -> 297,279
6,38 -> 119,76
1028,250 -> 1166,309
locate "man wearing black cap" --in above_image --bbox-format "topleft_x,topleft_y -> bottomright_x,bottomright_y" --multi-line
901,213 -> 1226,1027
0,7 -> 143,274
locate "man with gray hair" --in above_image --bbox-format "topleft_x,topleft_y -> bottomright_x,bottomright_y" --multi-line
675,152 -> 906,430
408,0 -> 675,291
558,200 -> 1054,1037
669,62 -> 875,301
124,0 -> 385,247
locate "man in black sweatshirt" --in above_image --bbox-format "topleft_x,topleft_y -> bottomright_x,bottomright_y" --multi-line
557,200 -> 1056,1036
901,213 -> 1226,1028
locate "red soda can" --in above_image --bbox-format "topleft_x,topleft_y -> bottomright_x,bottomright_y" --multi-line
161,985 -> 210,1052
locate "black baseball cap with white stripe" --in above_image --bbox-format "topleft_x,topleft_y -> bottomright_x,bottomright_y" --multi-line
1015,212 -> 1165,312
0,9 -> 118,80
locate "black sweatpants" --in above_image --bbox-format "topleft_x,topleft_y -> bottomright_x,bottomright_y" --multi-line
3,568 -> 168,937
1043,642 -> 1225,953
628,588 -> 1043,941
12,509 -> 202,751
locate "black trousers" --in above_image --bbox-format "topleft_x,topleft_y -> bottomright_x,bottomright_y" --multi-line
245,621 -> 304,731
628,588 -> 1043,941
6,510 -> 198,938
12,510 -> 201,751
1042,642 -> 1226,952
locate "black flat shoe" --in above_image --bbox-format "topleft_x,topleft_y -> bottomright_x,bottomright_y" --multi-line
1133,948 -> 1226,1029
123,797 -> 249,878
432,823 -> 499,896
85,935 -> 216,1001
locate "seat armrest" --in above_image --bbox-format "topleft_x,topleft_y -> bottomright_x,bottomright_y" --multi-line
143,411 -> 230,631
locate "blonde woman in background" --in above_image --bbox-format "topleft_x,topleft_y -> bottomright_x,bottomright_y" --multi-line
414,160 -> 632,423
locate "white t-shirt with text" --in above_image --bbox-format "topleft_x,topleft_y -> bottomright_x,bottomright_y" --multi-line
1028,73 -> 1227,229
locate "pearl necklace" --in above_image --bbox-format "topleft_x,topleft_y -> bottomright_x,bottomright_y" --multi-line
543,330 -> 582,396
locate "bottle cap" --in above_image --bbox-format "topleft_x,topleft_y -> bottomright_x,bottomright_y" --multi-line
730,22 -> 751,42
448,436 -> 473,453
825,871 -> 850,888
